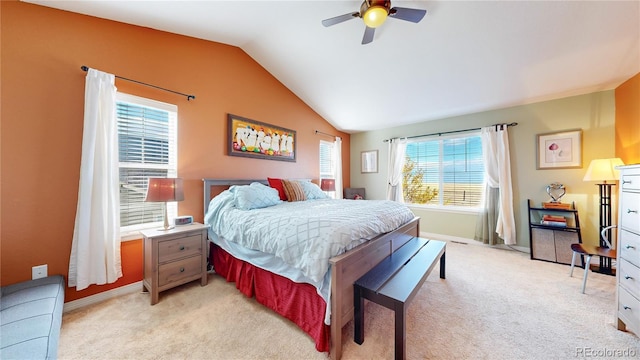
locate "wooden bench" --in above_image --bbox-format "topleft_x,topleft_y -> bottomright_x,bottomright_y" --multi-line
354,237 -> 446,360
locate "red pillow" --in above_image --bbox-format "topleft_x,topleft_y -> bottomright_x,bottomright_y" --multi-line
267,177 -> 287,201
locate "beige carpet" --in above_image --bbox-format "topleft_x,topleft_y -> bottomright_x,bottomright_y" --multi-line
58,241 -> 638,359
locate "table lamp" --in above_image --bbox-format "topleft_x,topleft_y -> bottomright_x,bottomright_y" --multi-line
145,177 -> 184,230
321,178 -> 336,197
583,157 -> 624,274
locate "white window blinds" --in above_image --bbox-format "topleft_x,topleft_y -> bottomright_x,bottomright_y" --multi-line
319,140 -> 334,180
404,133 -> 484,208
116,93 -> 177,229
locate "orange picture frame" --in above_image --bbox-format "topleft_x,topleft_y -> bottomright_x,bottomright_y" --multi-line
227,114 -> 296,162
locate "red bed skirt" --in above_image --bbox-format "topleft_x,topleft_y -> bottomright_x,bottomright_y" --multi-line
211,244 -> 330,353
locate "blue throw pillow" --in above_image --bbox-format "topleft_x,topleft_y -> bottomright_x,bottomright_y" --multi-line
233,182 -> 282,210
299,181 -> 330,200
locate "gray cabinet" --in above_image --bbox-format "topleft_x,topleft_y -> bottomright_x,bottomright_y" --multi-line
528,200 -> 582,265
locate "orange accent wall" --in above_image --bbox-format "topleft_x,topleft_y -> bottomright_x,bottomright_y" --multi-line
615,72 -> 640,164
0,1 -> 350,302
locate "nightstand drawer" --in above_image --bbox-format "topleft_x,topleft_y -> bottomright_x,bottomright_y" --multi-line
158,256 -> 202,287
158,234 -> 202,263
620,229 -> 640,268
620,192 -> 640,234
619,258 -> 640,298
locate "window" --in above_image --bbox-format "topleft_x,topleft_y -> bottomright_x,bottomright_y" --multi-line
116,93 -> 178,233
319,140 -> 335,180
319,140 -> 336,197
403,133 -> 484,208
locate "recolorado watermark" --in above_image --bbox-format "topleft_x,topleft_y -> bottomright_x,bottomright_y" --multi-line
576,347 -> 637,358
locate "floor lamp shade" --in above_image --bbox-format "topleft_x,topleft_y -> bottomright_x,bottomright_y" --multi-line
145,178 -> 184,230
583,158 -> 624,183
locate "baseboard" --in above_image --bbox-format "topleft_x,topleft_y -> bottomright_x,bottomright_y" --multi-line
63,281 -> 142,313
420,232 -> 474,244
420,231 -> 530,253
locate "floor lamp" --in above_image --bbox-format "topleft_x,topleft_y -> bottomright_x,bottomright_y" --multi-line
583,158 -> 624,275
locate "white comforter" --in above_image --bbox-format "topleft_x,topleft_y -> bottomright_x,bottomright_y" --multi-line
205,190 -> 415,283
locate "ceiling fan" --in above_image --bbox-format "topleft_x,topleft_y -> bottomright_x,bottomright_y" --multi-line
321,0 -> 427,45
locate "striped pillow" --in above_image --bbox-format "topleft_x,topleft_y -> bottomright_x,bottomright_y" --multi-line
282,180 -> 306,202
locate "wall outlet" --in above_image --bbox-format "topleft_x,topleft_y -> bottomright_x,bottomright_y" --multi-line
32,264 -> 48,280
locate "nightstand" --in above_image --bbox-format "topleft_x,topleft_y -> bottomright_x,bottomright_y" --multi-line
141,223 -> 208,305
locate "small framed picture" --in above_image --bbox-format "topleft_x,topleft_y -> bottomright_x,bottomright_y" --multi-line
536,129 -> 582,169
361,150 -> 378,173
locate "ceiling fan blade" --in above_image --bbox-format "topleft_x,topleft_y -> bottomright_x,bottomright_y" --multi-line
322,12 -> 359,27
389,7 -> 427,23
362,26 -> 375,45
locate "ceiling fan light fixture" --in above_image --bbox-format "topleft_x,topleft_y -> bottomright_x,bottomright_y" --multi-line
363,6 -> 388,28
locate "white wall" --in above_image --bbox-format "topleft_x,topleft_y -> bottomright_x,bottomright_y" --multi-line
350,91 -> 616,248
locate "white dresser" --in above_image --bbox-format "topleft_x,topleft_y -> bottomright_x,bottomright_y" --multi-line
616,164 -> 640,336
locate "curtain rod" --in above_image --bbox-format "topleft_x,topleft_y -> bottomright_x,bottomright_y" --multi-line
315,130 -> 342,140
81,66 -> 196,101
383,122 -> 518,142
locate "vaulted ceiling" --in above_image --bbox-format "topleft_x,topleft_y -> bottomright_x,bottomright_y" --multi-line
26,0 -> 640,133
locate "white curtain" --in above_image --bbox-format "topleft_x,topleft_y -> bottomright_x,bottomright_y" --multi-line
475,125 -> 516,245
333,137 -> 343,199
68,69 -> 123,290
386,138 -> 407,202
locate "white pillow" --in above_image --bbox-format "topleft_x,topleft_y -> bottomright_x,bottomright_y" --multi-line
233,182 -> 282,210
299,181 -> 330,200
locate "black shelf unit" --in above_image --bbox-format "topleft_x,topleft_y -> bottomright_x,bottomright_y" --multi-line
528,199 -> 582,265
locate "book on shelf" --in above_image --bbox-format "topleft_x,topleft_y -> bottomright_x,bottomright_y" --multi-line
542,215 -> 566,222
540,220 -> 568,227
542,202 -> 572,210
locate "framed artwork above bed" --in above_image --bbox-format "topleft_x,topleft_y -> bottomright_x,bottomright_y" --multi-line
228,114 -> 296,162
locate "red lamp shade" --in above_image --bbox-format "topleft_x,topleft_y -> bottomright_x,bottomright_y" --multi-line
145,178 -> 184,202
145,178 -> 184,231
320,178 -> 336,192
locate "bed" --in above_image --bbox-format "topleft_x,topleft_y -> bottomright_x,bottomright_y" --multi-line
203,179 -> 420,360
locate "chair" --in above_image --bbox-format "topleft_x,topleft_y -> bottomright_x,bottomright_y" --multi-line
569,225 -> 617,293
344,187 -> 365,200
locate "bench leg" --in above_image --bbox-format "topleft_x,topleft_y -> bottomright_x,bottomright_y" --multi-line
439,251 -> 446,279
394,302 -> 406,360
354,286 -> 365,345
